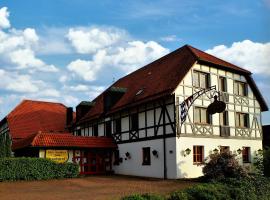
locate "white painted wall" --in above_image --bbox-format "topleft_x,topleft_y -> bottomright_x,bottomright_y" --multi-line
176,137 -> 262,178
113,138 -> 177,179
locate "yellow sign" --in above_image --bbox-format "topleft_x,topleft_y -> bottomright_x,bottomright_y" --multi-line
45,150 -> 69,163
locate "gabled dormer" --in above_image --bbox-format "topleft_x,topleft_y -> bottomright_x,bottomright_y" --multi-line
104,87 -> 127,113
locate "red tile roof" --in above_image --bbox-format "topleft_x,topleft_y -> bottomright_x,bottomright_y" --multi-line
78,45 -> 268,123
7,100 -> 70,140
186,45 -> 251,74
12,132 -> 117,150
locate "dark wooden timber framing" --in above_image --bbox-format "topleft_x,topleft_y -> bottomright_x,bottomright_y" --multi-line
76,96 -> 176,144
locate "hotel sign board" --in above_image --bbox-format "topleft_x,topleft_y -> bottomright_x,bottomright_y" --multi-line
45,150 -> 69,163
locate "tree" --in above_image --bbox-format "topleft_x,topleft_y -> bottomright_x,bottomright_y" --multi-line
0,132 -> 12,158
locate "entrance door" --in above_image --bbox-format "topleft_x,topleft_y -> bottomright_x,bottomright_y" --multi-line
73,150 -> 112,175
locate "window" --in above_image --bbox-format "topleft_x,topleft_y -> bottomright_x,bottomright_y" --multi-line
77,129 -> 81,136
235,81 -> 248,96
142,147 -> 151,165
93,124 -> 98,136
105,121 -> 112,137
235,113 -> 249,128
113,118 -> 121,134
194,107 -> 211,124
193,71 -> 210,88
130,113 -> 139,131
193,146 -> 204,164
219,77 -> 227,92
242,147 -> 251,163
220,146 -> 230,153
220,111 -> 229,126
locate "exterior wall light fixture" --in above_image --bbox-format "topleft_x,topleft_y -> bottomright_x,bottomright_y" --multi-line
237,148 -> 242,155
152,150 -> 158,158
184,148 -> 191,157
213,148 -> 219,154
257,149 -> 263,155
125,152 -> 131,160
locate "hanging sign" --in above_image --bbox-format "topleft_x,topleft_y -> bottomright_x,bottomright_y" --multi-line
45,150 -> 69,163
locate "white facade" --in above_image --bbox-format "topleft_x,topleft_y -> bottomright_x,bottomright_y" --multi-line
74,61 -> 264,179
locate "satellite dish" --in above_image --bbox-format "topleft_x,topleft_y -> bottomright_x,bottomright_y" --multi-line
207,95 -> 226,115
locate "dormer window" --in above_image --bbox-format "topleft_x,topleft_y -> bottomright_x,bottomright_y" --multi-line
193,71 -> 210,88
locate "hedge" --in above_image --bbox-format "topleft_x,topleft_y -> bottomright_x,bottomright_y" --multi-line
0,157 -> 79,181
122,176 -> 270,200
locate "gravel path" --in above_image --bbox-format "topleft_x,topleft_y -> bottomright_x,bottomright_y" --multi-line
0,175 -> 196,200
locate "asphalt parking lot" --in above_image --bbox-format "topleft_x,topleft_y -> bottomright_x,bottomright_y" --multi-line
0,175 -> 195,200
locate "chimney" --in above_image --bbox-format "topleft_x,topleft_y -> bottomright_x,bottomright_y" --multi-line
104,87 -> 127,113
76,101 -> 95,122
66,107 -> 73,126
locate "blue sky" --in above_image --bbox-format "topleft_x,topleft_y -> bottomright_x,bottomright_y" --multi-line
0,0 -> 269,124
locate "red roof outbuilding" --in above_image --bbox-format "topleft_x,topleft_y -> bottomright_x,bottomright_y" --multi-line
6,100 -> 71,140
12,132 -> 117,150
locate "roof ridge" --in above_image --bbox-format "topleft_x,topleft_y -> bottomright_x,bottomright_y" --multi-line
23,99 -> 67,107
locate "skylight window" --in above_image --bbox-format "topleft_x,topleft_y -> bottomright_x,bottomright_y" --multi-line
136,89 -> 144,96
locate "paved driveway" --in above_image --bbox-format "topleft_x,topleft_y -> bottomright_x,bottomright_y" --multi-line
0,175 -> 195,200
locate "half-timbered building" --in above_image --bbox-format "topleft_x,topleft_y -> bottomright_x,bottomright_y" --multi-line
74,45 -> 268,178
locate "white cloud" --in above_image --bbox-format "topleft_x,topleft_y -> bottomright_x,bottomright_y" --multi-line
0,69 -> 41,93
69,84 -> 89,92
67,27 -> 126,54
36,27 -> 73,55
67,59 -> 101,81
206,40 -> 270,75
38,89 -> 60,97
9,48 -> 58,72
66,29 -> 169,81
0,7 -> 10,29
0,7 -> 59,73
161,35 -> 182,42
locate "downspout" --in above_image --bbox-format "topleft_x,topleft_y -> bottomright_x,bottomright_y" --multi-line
162,100 -> 167,179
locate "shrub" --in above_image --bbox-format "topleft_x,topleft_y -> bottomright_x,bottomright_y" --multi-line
0,157 -> 79,181
202,151 -> 248,180
121,194 -> 165,200
167,177 -> 270,200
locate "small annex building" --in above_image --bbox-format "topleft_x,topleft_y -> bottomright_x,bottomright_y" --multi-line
0,100 -> 116,174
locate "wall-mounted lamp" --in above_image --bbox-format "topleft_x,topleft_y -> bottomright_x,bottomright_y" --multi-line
125,152 -> 131,160
237,148 -> 242,155
152,150 -> 158,158
183,148 -> 191,157
257,149 -> 263,155
213,148 -> 219,154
